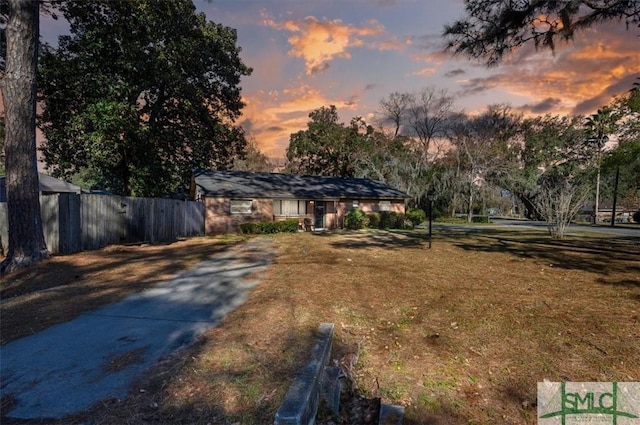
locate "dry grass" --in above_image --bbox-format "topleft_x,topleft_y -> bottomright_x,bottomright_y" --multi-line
1,227 -> 639,424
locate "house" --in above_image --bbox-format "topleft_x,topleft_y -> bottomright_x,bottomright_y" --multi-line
582,202 -> 638,224
191,169 -> 409,234
0,173 -> 82,202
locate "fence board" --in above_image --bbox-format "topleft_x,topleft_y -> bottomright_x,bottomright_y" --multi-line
0,203 -> 6,254
59,193 -> 81,254
40,195 -> 59,253
0,194 -> 204,255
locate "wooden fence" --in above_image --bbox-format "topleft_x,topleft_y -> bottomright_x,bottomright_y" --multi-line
0,194 -> 205,254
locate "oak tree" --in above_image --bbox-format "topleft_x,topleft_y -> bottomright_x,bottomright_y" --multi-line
502,114 -> 594,237
39,0 -> 252,196
286,105 -> 371,178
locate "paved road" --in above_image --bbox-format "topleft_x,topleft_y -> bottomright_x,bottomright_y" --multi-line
489,218 -> 640,238
0,237 -> 275,420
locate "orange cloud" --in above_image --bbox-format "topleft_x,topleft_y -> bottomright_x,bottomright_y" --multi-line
263,14 -> 384,75
457,24 -> 640,116
371,36 -> 412,51
408,67 -> 437,77
240,83 -> 360,158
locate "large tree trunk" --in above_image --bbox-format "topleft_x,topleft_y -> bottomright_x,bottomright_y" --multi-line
1,0 -> 48,274
517,192 -> 543,220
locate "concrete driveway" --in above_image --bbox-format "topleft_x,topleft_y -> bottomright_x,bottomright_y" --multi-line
0,237 -> 275,420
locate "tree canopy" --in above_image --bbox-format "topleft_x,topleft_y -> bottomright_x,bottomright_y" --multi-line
38,0 -> 252,197
286,105 -> 373,178
444,0 -> 640,65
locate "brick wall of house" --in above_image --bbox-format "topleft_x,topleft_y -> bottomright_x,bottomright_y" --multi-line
204,197 -> 273,234
205,197 -> 406,233
336,199 -> 406,228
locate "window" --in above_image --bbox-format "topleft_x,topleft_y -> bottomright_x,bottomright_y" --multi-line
230,199 -> 252,214
274,200 -> 306,216
352,200 -> 359,209
379,200 -> 391,212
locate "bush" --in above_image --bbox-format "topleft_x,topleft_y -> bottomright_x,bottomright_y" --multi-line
279,219 -> 302,232
395,213 -> 408,229
239,222 -> 254,233
239,219 -> 299,234
379,211 -> 393,229
471,215 -> 490,223
379,211 -> 407,229
366,213 -> 380,229
434,216 -> 467,224
344,209 -> 368,230
406,209 -> 426,227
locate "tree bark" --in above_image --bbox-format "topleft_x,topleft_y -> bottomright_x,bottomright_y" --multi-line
610,166 -> 619,227
1,0 -> 48,274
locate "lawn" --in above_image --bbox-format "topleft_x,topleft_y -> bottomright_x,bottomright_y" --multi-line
1,227 -> 639,424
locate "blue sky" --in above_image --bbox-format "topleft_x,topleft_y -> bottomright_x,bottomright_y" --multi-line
40,0 -> 640,159
193,0 -> 640,158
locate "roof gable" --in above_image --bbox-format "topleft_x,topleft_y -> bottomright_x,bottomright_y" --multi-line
37,173 -> 82,194
193,169 -> 408,200
0,173 -> 82,202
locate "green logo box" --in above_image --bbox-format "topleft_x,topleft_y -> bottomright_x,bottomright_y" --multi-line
538,382 -> 640,424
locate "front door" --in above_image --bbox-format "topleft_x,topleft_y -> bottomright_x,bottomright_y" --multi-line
314,201 -> 325,229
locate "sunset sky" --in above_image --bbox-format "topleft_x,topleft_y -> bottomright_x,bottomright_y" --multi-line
40,0 -> 640,159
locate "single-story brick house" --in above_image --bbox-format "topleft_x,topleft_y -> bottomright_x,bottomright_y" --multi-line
191,169 -> 409,234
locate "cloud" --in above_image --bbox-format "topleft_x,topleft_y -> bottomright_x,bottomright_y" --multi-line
572,73 -> 640,115
444,68 -> 466,78
264,15 -> 385,75
408,67 -> 437,77
518,97 -> 563,114
453,22 -> 640,115
457,78 -> 494,96
266,126 -> 285,132
240,83 -> 360,157
371,36 -> 412,51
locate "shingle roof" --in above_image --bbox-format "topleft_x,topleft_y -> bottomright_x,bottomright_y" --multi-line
193,169 -> 408,200
37,173 -> 82,194
0,173 -> 82,202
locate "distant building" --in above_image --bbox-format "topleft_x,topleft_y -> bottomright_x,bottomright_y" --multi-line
0,173 -> 82,202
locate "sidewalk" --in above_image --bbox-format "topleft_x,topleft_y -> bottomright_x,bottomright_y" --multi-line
0,237 -> 275,420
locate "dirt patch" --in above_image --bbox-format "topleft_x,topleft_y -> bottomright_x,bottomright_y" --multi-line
102,347 -> 149,373
2,229 -> 639,424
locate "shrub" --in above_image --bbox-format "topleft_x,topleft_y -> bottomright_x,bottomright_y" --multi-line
366,213 -> 380,229
280,219 -> 302,232
471,215 -> 490,223
379,211 -> 407,229
394,213 -> 408,229
240,219 -> 299,234
406,209 -> 426,227
239,222 -> 255,234
344,208 -> 368,230
379,211 -> 393,229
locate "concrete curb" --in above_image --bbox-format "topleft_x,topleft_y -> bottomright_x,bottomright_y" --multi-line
274,323 -> 335,425
274,323 -> 404,425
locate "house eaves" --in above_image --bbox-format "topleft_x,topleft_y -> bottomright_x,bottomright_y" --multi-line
193,169 -> 408,200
